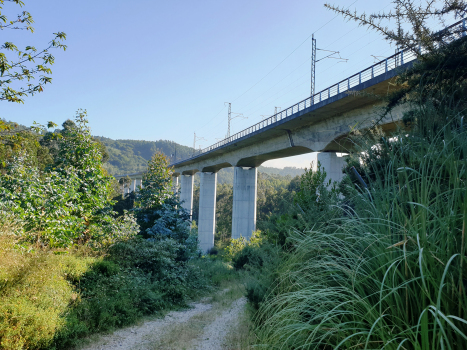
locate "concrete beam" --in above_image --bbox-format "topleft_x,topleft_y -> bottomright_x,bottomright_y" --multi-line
180,175 -> 194,219
232,167 -> 257,240
198,172 -> 217,253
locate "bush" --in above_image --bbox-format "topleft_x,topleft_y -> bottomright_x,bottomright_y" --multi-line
0,233 -> 96,350
0,111 -> 133,248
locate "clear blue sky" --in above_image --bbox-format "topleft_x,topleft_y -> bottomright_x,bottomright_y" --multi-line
3,0 -> 410,167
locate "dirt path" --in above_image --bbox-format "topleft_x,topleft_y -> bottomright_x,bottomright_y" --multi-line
190,297 -> 247,350
79,286 -> 248,350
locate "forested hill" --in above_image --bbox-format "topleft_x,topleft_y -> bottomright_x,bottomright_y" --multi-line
96,136 -> 305,181
95,137 -> 193,175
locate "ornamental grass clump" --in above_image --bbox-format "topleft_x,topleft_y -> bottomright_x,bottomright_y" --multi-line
255,108 -> 467,349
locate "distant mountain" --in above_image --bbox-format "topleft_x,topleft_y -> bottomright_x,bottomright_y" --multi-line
95,137 -> 193,175
96,137 -> 305,183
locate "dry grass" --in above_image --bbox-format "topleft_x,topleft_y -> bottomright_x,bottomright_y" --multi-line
0,226 -> 98,350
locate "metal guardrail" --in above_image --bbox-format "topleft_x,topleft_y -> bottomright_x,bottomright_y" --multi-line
175,19 -> 466,165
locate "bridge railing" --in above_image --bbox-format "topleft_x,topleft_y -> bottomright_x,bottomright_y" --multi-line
179,19 -> 466,163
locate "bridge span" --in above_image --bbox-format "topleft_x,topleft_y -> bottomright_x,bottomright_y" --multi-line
117,19 -> 466,253
171,48 -> 417,252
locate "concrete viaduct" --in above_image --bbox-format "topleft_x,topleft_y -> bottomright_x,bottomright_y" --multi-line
116,48 -> 417,252
169,47 -> 420,252
114,20 -> 465,253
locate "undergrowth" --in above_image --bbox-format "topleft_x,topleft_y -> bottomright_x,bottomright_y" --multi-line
0,231 -> 233,350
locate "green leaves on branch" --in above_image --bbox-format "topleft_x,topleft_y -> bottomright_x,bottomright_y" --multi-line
0,110 -> 137,247
0,0 -> 66,103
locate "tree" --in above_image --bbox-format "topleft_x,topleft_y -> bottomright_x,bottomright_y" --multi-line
136,152 -> 173,210
325,0 -> 467,55
0,0 -> 66,103
0,111 -> 129,247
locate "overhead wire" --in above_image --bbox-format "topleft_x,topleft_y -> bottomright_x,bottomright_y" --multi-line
203,0 -> 404,142
230,0 -> 358,105
236,41 -> 395,130
237,56 -> 311,114
235,4 -> 394,127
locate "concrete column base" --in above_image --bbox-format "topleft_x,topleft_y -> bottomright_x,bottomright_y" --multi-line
180,175 -> 194,219
198,172 -> 217,253
232,167 -> 257,240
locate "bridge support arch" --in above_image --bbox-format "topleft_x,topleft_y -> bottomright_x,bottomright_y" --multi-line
232,167 -> 257,240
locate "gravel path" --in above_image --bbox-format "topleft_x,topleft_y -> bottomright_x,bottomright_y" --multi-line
79,291 -> 247,350
79,302 -> 212,350
189,297 -> 247,350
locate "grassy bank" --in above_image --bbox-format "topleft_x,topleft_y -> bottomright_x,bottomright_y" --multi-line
235,108 -> 467,348
0,229 -> 235,350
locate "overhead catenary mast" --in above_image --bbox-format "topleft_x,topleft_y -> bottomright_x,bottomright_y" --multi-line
193,132 -> 206,156
310,34 -> 348,102
311,34 -> 317,97
226,102 -> 232,138
225,102 -> 246,138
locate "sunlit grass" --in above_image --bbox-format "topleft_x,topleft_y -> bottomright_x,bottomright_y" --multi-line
254,110 -> 467,349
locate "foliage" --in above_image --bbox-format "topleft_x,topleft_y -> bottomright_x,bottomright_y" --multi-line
0,122 -> 53,171
0,222 -> 221,350
0,231 -> 97,350
253,109 -> 467,348
385,36 -> 467,119
0,0 -> 67,103
55,110 -> 114,219
0,111 -> 136,248
224,231 -> 280,310
226,231 -> 267,269
136,152 -> 172,211
324,0 -> 467,54
214,183 -> 233,244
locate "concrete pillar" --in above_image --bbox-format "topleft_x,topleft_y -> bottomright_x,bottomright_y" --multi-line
313,152 -> 347,184
132,179 -> 136,192
232,167 -> 257,240
180,174 -> 194,219
172,176 -> 179,194
198,172 -> 217,253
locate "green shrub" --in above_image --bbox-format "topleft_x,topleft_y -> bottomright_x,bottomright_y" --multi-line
0,111 -> 137,248
0,234 -> 96,350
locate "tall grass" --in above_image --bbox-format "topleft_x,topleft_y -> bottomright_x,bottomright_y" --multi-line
254,108 -> 467,349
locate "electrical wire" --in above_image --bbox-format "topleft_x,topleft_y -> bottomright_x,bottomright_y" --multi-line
200,0 -> 405,143
230,0 -> 358,105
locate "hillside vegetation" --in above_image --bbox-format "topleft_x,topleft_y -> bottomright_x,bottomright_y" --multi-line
0,112 -> 234,349
226,21 -> 467,350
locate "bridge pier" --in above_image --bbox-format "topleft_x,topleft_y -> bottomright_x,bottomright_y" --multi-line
180,175 -> 194,219
172,176 -> 179,194
198,172 -> 217,253
232,167 -> 257,240
315,152 -> 346,184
